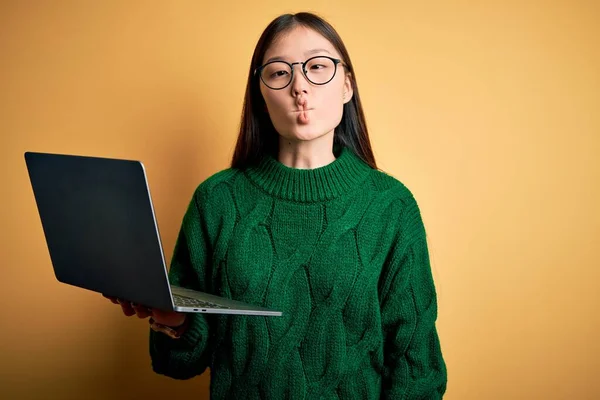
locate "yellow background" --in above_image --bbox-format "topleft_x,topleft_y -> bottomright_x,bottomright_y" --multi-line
1,1 -> 598,399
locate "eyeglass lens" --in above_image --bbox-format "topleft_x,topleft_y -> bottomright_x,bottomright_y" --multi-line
261,57 -> 337,89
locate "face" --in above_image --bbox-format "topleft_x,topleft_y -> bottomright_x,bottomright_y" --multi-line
259,26 -> 353,143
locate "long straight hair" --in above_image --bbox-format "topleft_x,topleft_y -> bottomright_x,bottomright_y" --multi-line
231,12 -> 377,170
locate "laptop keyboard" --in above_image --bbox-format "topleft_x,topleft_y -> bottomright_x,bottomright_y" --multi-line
173,294 -> 231,309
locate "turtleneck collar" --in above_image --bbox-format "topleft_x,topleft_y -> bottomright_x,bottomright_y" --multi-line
244,147 -> 372,203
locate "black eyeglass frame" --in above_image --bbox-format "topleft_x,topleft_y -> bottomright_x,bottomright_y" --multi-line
254,55 -> 347,90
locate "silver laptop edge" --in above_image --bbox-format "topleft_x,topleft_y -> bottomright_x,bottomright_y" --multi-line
138,162 -> 282,317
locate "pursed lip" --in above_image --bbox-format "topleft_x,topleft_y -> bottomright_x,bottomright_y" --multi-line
290,108 -> 314,112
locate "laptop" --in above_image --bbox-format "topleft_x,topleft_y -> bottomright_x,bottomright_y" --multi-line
24,151 -> 282,317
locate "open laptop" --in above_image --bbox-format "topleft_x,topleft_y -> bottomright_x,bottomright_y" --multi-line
24,151 -> 282,317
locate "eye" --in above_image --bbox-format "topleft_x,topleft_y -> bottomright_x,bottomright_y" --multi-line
271,70 -> 289,78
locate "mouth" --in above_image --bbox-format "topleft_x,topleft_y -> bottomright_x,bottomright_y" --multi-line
291,108 -> 314,113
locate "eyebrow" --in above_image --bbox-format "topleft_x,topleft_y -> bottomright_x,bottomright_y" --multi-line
264,48 -> 333,64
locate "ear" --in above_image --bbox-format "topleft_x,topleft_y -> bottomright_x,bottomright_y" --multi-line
342,73 -> 354,104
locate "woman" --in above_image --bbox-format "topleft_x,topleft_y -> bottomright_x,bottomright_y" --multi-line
109,12 -> 447,399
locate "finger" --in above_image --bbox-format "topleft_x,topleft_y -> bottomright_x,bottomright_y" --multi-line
118,300 -> 136,317
132,304 -> 152,319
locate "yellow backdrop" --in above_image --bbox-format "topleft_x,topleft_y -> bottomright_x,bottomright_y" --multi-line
1,1 -> 598,399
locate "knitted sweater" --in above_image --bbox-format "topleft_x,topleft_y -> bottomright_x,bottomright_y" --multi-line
149,147 -> 447,399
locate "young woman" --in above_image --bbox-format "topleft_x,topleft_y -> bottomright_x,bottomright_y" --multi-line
109,12 -> 447,399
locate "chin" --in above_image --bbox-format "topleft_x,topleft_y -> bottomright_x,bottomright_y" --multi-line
278,121 -> 338,142
280,127 -> 332,142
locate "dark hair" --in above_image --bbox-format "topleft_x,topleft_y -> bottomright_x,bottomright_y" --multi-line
231,12 -> 377,169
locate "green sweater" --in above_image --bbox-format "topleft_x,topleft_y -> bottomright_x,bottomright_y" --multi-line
149,147 -> 447,399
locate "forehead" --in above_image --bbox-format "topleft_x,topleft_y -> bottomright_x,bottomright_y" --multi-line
262,26 -> 340,63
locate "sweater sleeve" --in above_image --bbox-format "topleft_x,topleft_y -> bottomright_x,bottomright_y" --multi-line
149,190 -> 213,380
380,199 -> 447,399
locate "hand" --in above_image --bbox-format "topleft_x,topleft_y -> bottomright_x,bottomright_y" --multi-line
103,294 -> 187,327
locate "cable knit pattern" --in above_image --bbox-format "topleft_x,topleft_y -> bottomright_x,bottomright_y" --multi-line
149,147 -> 447,399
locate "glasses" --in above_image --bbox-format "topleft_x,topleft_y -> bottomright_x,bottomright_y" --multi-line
254,55 -> 346,90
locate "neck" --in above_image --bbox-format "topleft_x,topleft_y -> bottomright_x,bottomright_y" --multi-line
277,131 -> 335,169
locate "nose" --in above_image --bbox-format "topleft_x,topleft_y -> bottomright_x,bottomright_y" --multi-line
290,63 -> 309,96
